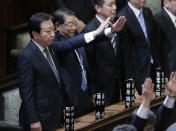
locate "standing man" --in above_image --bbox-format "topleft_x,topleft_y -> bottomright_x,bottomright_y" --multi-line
154,0 -> 176,78
18,12 -> 112,131
53,8 -> 96,117
83,0 -> 125,105
117,0 -> 161,94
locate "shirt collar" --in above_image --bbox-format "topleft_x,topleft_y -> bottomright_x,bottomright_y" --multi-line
164,7 -> 176,24
32,39 -> 45,52
96,15 -> 105,23
128,2 -> 142,18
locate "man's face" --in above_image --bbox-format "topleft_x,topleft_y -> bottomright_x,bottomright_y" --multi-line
165,0 -> 176,16
33,20 -> 55,48
97,0 -> 117,20
129,0 -> 147,10
58,15 -> 77,38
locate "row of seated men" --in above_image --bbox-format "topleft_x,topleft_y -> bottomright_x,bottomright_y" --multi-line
17,0 -> 176,130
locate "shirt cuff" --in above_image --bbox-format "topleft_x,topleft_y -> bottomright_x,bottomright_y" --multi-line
163,95 -> 176,109
137,104 -> 149,119
104,28 -> 114,38
84,32 -> 95,43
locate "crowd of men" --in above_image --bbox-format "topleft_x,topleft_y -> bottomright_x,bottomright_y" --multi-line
17,0 -> 176,131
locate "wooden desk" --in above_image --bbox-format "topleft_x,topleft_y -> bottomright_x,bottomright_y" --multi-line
59,96 -> 167,131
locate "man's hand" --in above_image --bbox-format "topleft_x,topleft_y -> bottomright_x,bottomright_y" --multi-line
90,94 -> 96,106
30,121 -> 42,131
76,19 -> 85,33
165,72 -> 176,94
109,16 -> 126,33
93,17 -> 111,38
142,78 -> 154,108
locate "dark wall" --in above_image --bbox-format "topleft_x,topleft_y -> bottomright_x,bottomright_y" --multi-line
0,0 -> 53,78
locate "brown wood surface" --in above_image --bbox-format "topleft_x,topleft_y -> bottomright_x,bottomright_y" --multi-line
58,95 -> 169,131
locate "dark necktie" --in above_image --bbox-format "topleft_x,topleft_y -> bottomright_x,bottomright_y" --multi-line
44,48 -> 60,85
75,50 -> 87,91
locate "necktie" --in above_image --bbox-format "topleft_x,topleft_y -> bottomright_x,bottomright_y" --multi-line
75,50 -> 87,91
138,12 -> 153,64
44,48 -> 60,85
138,11 -> 148,40
111,34 -> 117,54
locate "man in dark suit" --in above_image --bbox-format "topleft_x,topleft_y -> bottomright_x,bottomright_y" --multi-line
18,12 -> 114,131
117,0 -> 161,94
154,0 -> 176,78
53,8 -> 96,117
130,72 -> 176,131
82,0 -> 126,106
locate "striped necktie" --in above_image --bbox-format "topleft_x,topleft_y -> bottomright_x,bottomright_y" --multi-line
44,48 -> 60,85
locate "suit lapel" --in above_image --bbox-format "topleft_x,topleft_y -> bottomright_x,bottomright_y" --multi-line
126,5 -> 145,37
161,9 -> 176,34
30,41 -> 58,79
95,17 -> 118,54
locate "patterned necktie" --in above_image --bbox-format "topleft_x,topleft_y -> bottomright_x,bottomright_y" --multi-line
75,50 -> 87,91
138,11 -> 148,40
44,48 -> 60,85
111,34 -> 117,54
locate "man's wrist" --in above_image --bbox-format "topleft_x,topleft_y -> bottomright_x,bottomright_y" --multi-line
168,92 -> 176,98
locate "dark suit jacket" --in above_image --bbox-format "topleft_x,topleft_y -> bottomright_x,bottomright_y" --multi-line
82,17 -> 121,105
117,5 -> 160,93
54,32 -> 95,108
18,34 -> 91,130
53,0 -> 95,23
154,8 -> 176,78
131,104 -> 173,131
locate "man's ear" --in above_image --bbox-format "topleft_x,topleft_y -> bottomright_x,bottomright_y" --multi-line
32,31 -> 39,40
95,5 -> 102,14
55,22 -> 61,32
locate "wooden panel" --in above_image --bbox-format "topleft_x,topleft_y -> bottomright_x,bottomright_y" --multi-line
0,0 -> 53,78
58,96 -> 172,131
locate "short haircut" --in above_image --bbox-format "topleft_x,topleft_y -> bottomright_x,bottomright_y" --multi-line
53,8 -> 75,24
91,0 -> 105,7
113,124 -> 137,131
28,13 -> 53,38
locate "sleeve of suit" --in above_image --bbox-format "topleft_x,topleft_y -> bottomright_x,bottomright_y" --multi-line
53,32 -> 107,53
154,95 -> 175,131
18,55 -> 39,124
130,113 -> 147,131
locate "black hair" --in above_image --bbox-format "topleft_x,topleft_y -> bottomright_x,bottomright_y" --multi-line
91,0 -> 105,7
53,8 -> 75,24
28,12 -> 53,38
112,124 -> 137,131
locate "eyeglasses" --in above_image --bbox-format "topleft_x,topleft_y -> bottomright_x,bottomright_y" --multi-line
62,23 -> 77,28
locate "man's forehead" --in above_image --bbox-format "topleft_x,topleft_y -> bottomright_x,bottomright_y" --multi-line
64,15 -> 76,22
104,0 -> 115,4
40,20 -> 54,29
